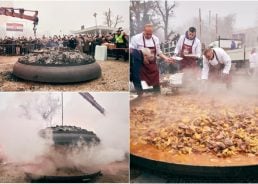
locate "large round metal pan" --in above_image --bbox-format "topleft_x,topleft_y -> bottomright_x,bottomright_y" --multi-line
26,171 -> 102,183
13,61 -> 101,83
131,153 -> 258,179
130,96 -> 258,179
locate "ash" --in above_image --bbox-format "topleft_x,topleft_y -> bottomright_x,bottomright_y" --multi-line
39,125 -> 101,146
18,48 -> 95,65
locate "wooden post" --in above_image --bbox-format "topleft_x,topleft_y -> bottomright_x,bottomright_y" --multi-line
215,13 -> 218,38
218,35 -> 220,48
61,92 -> 63,126
199,8 -> 202,41
209,10 -> 211,28
208,10 -> 211,43
243,45 -> 246,67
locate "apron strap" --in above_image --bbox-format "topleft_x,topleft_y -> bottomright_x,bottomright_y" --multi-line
143,35 -> 146,48
142,35 -> 157,56
209,49 -> 224,70
182,36 -> 195,47
213,49 -> 219,62
152,37 -> 157,57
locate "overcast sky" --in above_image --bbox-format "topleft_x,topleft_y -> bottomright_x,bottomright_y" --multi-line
1,1 -> 129,36
1,1 -> 257,37
171,1 -> 258,30
0,92 -> 129,130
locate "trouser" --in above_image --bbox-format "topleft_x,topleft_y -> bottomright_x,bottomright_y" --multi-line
116,43 -> 127,60
130,50 -> 142,92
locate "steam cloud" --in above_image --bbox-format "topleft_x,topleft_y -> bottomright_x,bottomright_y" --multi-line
0,92 -> 129,176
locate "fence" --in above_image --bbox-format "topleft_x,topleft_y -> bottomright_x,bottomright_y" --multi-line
0,43 -> 42,56
160,41 -> 177,56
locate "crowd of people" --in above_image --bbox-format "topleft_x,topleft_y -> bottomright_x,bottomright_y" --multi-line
0,30 -> 129,61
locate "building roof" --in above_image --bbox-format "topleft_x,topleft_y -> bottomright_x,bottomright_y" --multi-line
72,25 -> 117,34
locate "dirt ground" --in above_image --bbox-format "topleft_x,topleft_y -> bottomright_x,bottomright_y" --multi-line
0,56 -> 129,91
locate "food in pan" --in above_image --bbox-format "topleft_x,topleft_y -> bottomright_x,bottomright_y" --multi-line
130,95 -> 258,165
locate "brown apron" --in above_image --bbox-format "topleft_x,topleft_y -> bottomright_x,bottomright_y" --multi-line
140,36 -> 159,86
209,50 -> 232,87
180,37 -> 197,70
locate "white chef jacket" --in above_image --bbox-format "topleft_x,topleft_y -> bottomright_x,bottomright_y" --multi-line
130,32 -> 162,56
201,47 -> 231,80
249,53 -> 258,68
174,34 -> 202,57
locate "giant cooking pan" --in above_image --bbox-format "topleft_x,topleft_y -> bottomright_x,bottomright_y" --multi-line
130,95 -> 258,179
130,153 -> 258,179
26,171 -> 102,183
13,60 -> 101,83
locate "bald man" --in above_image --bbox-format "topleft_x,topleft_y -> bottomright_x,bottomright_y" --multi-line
130,24 -> 173,92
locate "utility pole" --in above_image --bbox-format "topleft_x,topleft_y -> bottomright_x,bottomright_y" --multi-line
93,12 -> 97,35
61,92 -> 63,126
199,8 -> 202,41
209,10 -> 211,43
209,10 -> 211,28
215,13 -> 218,39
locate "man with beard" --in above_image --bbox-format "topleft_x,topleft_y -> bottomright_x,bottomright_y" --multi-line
174,27 -> 202,70
173,27 -> 202,87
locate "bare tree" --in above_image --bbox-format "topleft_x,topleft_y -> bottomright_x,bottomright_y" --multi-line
103,8 -> 112,27
113,15 -> 124,28
36,94 -> 61,126
219,14 -> 236,38
130,0 -> 161,36
19,94 -> 61,127
154,1 -> 176,41
103,8 -> 124,28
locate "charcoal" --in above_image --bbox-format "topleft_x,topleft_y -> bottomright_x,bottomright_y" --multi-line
18,49 -> 95,65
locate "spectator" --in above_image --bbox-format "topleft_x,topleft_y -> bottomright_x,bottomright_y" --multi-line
0,31 -> 129,57
115,29 -> 127,61
231,40 -> 236,49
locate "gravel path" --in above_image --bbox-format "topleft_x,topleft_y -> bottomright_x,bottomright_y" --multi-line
0,56 -> 129,91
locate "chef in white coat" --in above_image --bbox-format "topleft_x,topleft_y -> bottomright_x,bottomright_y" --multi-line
174,27 -> 202,70
201,47 -> 232,89
130,24 -> 173,92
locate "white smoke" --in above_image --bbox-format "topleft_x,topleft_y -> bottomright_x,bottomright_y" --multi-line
0,93 -> 57,163
0,92 -> 129,172
59,92 -> 129,166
